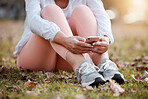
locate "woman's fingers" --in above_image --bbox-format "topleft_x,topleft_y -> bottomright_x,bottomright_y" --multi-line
72,46 -> 92,53
92,49 -> 105,54
75,36 -> 93,48
77,46 -> 92,51
92,42 -> 108,47
71,49 -> 90,54
93,46 -> 106,51
76,41 -> 93,48
92,46 -> 108,53
75,36 -> 86,42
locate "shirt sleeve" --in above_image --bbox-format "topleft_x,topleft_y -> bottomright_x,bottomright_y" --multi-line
25,0 -> 60,41
86,0 -> 114,44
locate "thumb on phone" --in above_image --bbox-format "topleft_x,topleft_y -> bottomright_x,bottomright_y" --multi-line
75,36 -> 86,42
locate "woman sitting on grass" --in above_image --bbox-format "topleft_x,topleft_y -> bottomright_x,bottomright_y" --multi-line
13,0 -> 125,87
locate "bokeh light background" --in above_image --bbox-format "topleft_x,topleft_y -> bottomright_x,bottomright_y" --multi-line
0,0 -> 148,58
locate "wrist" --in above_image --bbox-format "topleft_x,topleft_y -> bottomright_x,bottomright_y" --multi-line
53,31 -> 67,45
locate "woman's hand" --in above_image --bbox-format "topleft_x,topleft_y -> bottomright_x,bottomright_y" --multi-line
53,31 -> 93,54
63,36 -> 93,54
91,36 -> 110,54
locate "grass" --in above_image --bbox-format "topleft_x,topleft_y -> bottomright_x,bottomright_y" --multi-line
0,20 -> 148,99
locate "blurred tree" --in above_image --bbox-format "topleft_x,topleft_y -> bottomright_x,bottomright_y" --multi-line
0,0 -> 25,20
0,0 -> 147,21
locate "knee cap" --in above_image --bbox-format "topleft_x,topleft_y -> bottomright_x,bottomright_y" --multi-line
41,4 -> 62,15
74,5 -> 90,11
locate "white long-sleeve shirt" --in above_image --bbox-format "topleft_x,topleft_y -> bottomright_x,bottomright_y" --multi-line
13,0 -> 114,57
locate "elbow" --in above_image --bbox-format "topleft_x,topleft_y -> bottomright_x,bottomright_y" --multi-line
28,15 -> 40,33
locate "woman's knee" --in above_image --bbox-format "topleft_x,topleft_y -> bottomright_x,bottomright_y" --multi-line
72,5 -> 92,15
41,4 -> 63,18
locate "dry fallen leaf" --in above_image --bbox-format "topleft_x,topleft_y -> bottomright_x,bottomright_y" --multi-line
5,85 -> 20,92
144,56 -> 148,61
0,66 -> 10,73
144,78 -> 148,83
85,86 -> 94,91
142,60 -> 148,64
74,94 -> 88,99
131,88 -> 137,93
50,93 -> 61,99
136,65 -> 148,70
131,71 -> 148,82
54,94 -> 61,99
0,92 -> 3,98
135,72 -> 141,80
131,73 -> 142,81
45,72 -> 55,79
124,62 -> 131,67
134,56 -> 143,61
130,62 -> 138,67
43,79 -> 51,83
141,71 -> 148,79
25,79 -> 38,88
26,90 -> 40,96
109,79 -> 125,96
101,83 -> 110,91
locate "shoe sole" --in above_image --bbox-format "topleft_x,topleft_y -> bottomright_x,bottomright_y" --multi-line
112,74 -> 125,84
90,77 -> 106,87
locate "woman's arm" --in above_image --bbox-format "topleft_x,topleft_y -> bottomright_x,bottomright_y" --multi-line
25,0 -> 92,54
86,0 -> 114,44
25,0 -> 60,41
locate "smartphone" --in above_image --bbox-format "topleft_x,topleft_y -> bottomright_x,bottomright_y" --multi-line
86,36 -> 101,44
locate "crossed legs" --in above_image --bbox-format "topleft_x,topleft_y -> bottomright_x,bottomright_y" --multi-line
17,4 -> 109,71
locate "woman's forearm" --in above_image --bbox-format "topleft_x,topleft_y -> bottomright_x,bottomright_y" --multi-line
53,31 -> 93,54
53,31 -> 68,45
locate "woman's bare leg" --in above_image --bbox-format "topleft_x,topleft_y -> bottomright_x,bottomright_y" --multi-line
69,5 -> 109,66
17,4 -> 87,71
41,4 -> 86,71
17,33 -> 57,71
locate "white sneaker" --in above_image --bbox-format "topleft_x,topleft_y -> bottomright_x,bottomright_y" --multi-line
97,59 -> 125,84
75,61 -> 105,87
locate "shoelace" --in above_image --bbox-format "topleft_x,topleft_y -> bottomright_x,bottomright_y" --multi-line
101,61 -> 118,71
78,63 -> 96,75
94,60 -> 119,72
